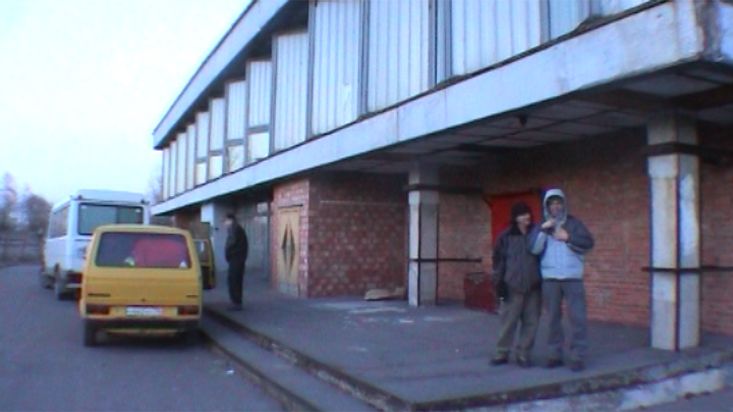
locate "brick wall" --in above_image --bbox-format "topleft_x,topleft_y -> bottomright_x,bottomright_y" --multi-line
450,131 -> 652,325
437,192 -> 491,301
307,173 -> 406,297
700,131 -> 733,335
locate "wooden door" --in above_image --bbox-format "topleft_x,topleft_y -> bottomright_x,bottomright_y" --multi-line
276,207 -> 300,295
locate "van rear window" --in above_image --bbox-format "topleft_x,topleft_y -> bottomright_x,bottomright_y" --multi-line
78,204 -> 144,235
95,233 -> 191,269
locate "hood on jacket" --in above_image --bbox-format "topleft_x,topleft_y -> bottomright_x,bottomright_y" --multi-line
543,188 -> 567,224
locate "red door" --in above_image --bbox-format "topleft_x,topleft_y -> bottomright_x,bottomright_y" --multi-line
464,191 -> 542,312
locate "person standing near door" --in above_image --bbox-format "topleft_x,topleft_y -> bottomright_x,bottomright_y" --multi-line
529,189 -> 594,372
490,202 -> 542,368
224,214 -> 248,311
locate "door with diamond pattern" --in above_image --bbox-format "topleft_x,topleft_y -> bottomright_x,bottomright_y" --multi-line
276,206 -> 300,295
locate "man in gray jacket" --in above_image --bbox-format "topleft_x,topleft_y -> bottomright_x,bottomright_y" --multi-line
529,189 -> 594,372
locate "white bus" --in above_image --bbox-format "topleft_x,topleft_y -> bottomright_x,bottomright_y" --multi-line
41,190 -> 149,299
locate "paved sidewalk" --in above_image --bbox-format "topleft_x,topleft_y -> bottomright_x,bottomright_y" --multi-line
203,274 -> 733,410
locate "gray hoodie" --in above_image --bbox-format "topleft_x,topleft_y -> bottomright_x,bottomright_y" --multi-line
529,189 -> 594,280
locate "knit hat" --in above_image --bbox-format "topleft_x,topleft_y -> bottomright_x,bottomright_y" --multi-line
510,202 -> 532,223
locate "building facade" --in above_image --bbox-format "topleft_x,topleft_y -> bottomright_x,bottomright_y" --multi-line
152,0 -> 733,349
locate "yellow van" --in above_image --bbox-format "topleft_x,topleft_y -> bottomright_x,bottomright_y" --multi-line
79,224 -> 201,346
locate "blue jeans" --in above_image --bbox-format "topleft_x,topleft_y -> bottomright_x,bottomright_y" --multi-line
542,279 -> 588,361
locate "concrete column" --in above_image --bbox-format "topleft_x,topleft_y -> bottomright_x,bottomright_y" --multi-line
201,202 -> 230,273
647,112 -> 700,350
408,164 -> 439,306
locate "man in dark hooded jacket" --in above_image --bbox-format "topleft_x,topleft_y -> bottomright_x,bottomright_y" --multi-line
490,202 -> 541,367
224,214 -> 248,310
529,189 -> 594,372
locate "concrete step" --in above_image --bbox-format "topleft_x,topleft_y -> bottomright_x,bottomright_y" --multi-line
202,316 -> 377,412
204,308 -> 410,411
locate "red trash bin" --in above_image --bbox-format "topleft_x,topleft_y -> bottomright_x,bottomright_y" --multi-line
464,272 -> 497,313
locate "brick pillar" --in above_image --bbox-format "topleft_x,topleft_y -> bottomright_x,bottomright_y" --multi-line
408,164 -> 439,306
647,112 -> 700,350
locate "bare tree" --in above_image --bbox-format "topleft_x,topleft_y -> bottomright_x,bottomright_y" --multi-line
0,172 -> 18,233
22,193 -> 52,239
147,171 -> 164,205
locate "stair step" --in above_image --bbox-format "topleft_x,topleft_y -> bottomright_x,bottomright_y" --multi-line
202,315 -> 376,412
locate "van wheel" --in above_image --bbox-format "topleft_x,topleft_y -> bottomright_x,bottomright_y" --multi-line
83,322 -> 97,347
54,273 -> 68,301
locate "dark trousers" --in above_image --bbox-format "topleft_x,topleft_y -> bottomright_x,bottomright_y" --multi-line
543,279 -> 588,361
495,289 -> 542,358
227,261 -> 246,305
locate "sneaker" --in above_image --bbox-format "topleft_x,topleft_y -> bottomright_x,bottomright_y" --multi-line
490,355 -> 509,366
516,355 -> 533,368
545,358 -> 564,368
569,359 -> 585,372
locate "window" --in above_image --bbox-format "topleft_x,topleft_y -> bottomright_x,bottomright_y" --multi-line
95,232 -> 191,269
78,204 -> 144,235
48,206 -> 69,239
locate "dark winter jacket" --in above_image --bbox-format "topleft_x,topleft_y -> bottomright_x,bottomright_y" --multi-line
492,224 -> 541,294
225,223 -> 248,264
529,189 -> 594,280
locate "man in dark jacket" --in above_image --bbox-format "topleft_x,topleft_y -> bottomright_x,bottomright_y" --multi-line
224,214 -> 248,311
529,189 -> 594,372
491,202 -> 541,367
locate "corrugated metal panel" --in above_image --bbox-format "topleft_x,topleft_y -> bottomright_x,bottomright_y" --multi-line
209,98 -> 226,151
176,132 -> 187,194
228,145 -> 245,171
548,0 -> 590,39
226,80 -> 247,141
249,132 -> 269,162
311,0 -> 363,135
170,141 -> 178,196
274,31 -> 309,151
196,112 -> 210,159
597,0 -> 647,15
367,0 -> 430,111
186,124 -> 196,190
451,0 -> 542,76
162,148 -> 170,200
247,61 -> 272,127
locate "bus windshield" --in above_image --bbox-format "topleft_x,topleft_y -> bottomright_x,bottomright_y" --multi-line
78,203 -> 144,235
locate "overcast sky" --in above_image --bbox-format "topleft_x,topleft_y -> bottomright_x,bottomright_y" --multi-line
0,0 -> 247,204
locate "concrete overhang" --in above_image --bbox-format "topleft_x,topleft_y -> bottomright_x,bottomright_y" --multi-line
152,0 -> 733,215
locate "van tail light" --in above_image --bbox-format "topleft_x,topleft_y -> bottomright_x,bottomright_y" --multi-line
86,304 -> 110,315
178,305 -> 199,315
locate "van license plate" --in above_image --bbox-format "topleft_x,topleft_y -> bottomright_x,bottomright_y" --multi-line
126,307 -> 162,317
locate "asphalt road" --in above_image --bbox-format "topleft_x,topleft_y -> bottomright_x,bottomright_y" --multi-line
0,265 -> 283,412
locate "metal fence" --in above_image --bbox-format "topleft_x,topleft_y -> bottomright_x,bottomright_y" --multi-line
0,233 -> 42,264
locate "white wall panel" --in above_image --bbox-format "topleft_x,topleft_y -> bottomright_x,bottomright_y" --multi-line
186,124 -> 196,190
249,132 -> 269,162
209,98 -> 226,151
170,141 -> 178,196
311,0 -> 363,135
226,80 -> 247,141
162,148 -> 170,200
596,0 -> 648,15
196,162 -> 207,186
247,61 -> 272,127
176,132 -> 187,194
274,31 -> 309,151
209,155 -> 223,180
451,0 -> 542,76
196,112 -> 210,159
367,0 -> 430,111
548,0 -> 590,39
